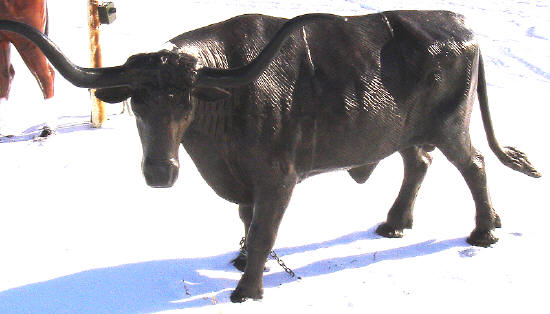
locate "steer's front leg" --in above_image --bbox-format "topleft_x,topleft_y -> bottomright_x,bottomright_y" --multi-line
232,204 -> 253,272
230,175 -> 296,303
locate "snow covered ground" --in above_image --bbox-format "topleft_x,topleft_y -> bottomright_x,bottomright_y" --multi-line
0,1 -> 549,313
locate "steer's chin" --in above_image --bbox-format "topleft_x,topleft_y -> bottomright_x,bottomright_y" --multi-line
146,179 -> 177,188
142,157 -> 180,188
143,167 -> 179,188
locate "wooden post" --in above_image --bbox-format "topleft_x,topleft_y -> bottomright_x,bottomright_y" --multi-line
88,0 -> 105,127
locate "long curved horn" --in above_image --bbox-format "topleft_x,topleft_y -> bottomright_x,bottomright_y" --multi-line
0,20 -> 129,88
195,13 -> 345,88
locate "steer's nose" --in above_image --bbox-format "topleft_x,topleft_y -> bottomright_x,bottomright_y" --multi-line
142,157 -> 180,188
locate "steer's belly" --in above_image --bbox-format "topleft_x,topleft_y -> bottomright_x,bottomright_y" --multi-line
297,109 -> 406,173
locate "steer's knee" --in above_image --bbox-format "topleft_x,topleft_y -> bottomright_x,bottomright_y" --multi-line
403,148 -> 432,173
461,151 -> 486,179
418,152 -> 433,170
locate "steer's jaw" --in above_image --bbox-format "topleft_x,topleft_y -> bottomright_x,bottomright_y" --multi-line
142,157 -> 180,188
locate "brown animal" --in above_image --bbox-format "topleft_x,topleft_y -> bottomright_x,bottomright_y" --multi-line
0,0 -> 54,101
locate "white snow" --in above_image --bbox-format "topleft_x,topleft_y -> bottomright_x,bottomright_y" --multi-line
0,1 -> 549,313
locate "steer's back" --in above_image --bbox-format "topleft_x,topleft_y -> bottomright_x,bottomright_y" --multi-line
173,11 -> 479,180
293,10 -> 479,171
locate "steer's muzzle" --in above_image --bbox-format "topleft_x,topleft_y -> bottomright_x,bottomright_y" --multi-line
142,157 -> 180,188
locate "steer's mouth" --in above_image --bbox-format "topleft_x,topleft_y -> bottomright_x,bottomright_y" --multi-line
142,157 -> 180,188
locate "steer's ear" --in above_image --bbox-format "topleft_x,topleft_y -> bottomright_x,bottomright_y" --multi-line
191,86 -> 231,102
94,86 -> 131,103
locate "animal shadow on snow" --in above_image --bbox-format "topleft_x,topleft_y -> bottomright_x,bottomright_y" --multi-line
0,226 -> 467,313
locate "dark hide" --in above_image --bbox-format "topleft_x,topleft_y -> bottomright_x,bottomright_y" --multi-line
0,10 -> 540,303
135,11 -> 539,301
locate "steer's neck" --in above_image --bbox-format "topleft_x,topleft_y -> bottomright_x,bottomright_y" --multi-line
191,96 -> 232,140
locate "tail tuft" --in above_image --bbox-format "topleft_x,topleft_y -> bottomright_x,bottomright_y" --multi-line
500,146 -> 541,178
477,53 -> 541,179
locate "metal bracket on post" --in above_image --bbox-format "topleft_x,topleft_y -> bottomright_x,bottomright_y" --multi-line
98,2 -> 117,25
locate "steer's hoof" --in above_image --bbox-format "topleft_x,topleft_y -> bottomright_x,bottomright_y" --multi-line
376,223 -> 404,238
230,287 -> 263,303
467,229 -> 498,247
231,253 -> 247,272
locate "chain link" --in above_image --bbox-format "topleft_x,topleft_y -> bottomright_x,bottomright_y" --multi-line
238,237 -> 247,256
239,237 -> 296,278
269,250 -> 296,278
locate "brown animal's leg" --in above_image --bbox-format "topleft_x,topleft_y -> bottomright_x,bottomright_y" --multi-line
232,204 -> 253,272
376,146 -> 432,238
0,41 -> 15,100
12,37 -> 55,99
348,163 -> 378,184
439,140 -> 500,247
230,176 -> 296,303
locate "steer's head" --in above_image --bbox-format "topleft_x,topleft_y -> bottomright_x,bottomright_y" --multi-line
0,14 -> 341,188
94,51 -> 230,187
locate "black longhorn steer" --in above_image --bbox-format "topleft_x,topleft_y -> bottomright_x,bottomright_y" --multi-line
0,11 -> 540,302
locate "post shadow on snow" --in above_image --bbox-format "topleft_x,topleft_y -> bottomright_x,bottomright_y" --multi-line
0,115 -> 116,143
0,226 -> 469,313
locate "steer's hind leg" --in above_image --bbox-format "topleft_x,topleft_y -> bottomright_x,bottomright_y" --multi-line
439,140 -> 500,247
232,204 -> 253,272
231,175 -> 296,303
376,146 -> 432,238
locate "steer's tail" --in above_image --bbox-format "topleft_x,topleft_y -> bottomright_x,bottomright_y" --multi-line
477,53 -> 541,178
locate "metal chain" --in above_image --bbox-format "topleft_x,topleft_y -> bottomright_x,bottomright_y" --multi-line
239,237 -> 296,278
269,250 -> 296,278
239,237 -> 247,256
